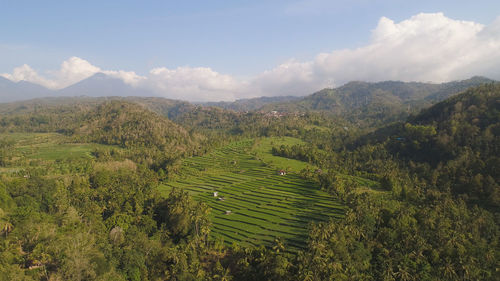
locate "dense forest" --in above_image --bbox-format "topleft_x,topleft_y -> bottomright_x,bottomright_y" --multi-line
0,81 -> 498,280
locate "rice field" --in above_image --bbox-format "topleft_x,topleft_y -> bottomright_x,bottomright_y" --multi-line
158,138 -> 346,251
0,133 -> 117,175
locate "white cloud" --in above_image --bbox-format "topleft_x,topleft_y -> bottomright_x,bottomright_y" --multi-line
248,60 -> 328,97
1,56 -> 144,89
2,13 -> 500,101
104,70 -> 146,86
55,56 -> 101,87
1,64 -> 57,88
145,66 -> 244,101
250,12 -> 500,97
312,12 -> 490,83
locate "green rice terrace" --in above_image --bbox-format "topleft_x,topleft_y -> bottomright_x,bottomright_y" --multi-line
0,133 -> 113,176
158,137 -> 346,251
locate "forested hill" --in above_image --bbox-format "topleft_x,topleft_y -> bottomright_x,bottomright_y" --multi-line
75,101 -> 196,150
202,96 -> 302,111
260,76 -> 496,126
353,83 -> 500,207
0,96 -> 194,120
0,99 -> 206,170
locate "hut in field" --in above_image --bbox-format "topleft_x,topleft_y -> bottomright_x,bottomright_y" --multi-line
278,169 -> 286,176
225,210 -> 232,215
213,191 -> 218,197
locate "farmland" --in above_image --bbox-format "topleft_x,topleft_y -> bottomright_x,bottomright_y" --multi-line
158,137 -> 346,251
0,133 -> 114,176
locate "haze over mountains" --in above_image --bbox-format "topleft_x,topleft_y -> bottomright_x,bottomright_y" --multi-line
0,72 -> 158,103
0,72 -> 496,108
0,76 -> 52,103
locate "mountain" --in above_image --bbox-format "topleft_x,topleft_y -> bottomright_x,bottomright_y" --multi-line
0,73 -> 157,103
202,96 -> 302,111
261,76 -> 496,126
0,76 -> 52,103
58,72 -> 156,97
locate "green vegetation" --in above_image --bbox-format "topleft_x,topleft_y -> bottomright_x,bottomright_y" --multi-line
253,137 -> 313,172
0,82 -> 498,280
0,133 -> 113,176
6,133 -> 105,160
159,139 -> 344,251
261,76 -> 495,127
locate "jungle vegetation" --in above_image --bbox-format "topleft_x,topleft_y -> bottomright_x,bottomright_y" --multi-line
0,82 -> 498,280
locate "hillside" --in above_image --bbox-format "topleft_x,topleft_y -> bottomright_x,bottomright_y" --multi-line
0,99 -> 205,170
75,101 -> 195,151
159,138 -> 346,251
262,76 -> 496,126
203,96 -> 302,111
351,83 -> 500,206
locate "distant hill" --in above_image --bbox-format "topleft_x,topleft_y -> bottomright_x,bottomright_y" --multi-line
0,76 -> 52,102
261,76 -> 496,126
0,96 -> 194,121
1,76 -> 496,128
202,96 -> 302,111
0,73 -> 158,103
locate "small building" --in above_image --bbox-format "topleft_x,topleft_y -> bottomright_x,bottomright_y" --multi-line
213,191 -> 218,197
217,197 -> 225,201
278,169 -> 286,176
225,210 -> 232,215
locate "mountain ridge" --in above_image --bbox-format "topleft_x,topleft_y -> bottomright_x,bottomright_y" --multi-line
1,74 -> 495,105
259,76 -> 497,126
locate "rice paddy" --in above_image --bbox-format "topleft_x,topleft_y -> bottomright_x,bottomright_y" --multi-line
158,138 -> 346,251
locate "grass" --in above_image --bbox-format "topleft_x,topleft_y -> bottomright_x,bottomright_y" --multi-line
158,138 -> 346,252
252,136 -> 313,172
6,133 -> 108,161
1,133 -> 116,175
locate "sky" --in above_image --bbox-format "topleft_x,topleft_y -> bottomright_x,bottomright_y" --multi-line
1,0 -> 500,101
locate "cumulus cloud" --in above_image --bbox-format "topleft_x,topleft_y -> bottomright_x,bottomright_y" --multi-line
245,13 -> 500,97
145,66 -> 244,101
1,64 -> 57,88
2,13 -> 500,101
312,13 -> 493,83
248,60 -> 328,97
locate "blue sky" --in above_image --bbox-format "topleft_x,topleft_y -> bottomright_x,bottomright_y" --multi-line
1,0 -> 500,101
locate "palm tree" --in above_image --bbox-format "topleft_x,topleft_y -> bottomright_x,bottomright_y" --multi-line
2,221 -> 13,237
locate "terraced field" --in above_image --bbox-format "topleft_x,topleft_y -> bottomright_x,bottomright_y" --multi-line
0,133 -> 117,175
158,138 -> 345,251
